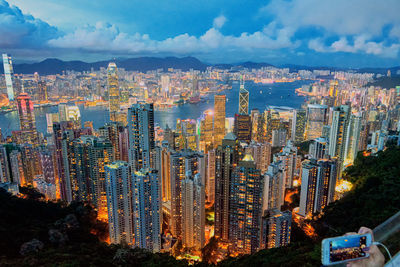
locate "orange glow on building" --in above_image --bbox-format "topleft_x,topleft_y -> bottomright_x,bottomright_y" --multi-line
97,208 -> 109,222
284,188 -> 298,204
335,180 -> 353,194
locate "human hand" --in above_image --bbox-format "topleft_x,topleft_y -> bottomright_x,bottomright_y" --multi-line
346,227 -> 385,267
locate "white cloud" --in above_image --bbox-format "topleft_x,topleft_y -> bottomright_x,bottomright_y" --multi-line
0,0 -> 59,48
262,0 -> 400,36
308,35 -> 400,58
308,38 -> 328,53
48,19 -> 298,55
213,15 -> 226,29
261,0 -> 400,58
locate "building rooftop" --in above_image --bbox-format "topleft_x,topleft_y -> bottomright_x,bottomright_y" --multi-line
242,153 -> 254,162
224,132 -> 237,140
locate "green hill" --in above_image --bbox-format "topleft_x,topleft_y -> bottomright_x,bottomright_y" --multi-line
366,76 -> 400,89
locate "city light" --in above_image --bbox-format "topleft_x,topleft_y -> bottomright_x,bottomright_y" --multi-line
0,1 -> 399,265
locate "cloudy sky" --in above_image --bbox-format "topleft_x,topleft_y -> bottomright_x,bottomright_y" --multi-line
1,0 -> 400,67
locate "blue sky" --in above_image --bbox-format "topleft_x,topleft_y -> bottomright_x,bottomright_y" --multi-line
1,0 -> 400,67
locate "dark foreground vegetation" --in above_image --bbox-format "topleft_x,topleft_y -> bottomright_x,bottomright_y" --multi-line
1,146 -> 400,266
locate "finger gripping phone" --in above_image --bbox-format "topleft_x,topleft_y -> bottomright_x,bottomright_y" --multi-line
321,233 -> 372,266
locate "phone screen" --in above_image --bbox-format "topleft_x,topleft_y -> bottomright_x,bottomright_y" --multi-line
329,235 -> 367,263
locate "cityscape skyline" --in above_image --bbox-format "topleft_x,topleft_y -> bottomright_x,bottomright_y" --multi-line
1,0 -> 400,67
1,1 -> 400,265
0,50 -> 399,264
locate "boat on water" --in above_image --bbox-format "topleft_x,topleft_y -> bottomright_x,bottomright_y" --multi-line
174,99 -> 185,105
189,95 -> 201,104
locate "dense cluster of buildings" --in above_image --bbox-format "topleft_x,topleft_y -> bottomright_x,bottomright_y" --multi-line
1,54 -> 400,262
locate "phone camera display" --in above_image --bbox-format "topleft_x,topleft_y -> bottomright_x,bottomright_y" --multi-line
329,236 -> 367,262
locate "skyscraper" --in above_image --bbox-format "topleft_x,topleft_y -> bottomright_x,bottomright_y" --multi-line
88,137 -> 114,220
175,119 -> 198,151
206,149 -> 216,203
99,121 -> 125,161
261,209 -> 291,249
105,161 -> 134,245
291,109 -> 306,143
9,150 -> 25,185
161,147 -> 172,202
128,103 -> 155,171
181,172 -> 205,250
309,137 -> 328,159
16,93 -> 39,145
37,81 -> 48,101
245,142 -> 271,174
214,95 -> 226,146
20,144 -> 40,185
53,121 -> 75,201
273,141 -> 299,189
0,145 -> 10,183
169,150 -> 205,238
107,62 -> 120,121
132,168 -> 161,252
234,113 -> 252,143
200,110 -> 214,153
229,154 -> 263,254
328,105 -> 350,160
298,160 -> 318,217
38,148 -> 56,185
299,159 -> 337,217
305,104 -> 328,140
238,78 -> 249,115
215,133 -> 241,241
313,159 -> 337,214
161,75 -> 170,97
344,113 -> 362,164
2,53 -> 14,101
263,161 -> 285,211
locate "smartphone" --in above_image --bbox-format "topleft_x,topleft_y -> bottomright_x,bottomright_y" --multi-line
321,233 -> 372,266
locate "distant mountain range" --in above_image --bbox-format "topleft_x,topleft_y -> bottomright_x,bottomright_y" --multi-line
1,56 -> 399,75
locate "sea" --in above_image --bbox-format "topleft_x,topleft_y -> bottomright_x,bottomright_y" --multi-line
0,80 -> 312,137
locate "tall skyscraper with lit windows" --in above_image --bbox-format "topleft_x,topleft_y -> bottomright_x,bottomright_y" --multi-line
344,113 -> 362,163
292,109 -> 307,143
229,154 -> 263,254
305,104 -> 328,140
234,113 -> 252,143
88,138 -> 114,219
213,95 -> 226,146
328,105 -> 350,160
200,110 -> 214,152
215,133 -> 241,241
206,149 -> 216,203
107,62 -> 120,121
0,145 -> 10,183
132,168 -> 161,252
105,161 -> 133,245
169,150 -> 205,238
181,172 -> 205,250
299,159 -> 337,217
16,92 -> 39,145
261,209 -> 291,249
2,53 -> 14,101
238,78 -> 249,115
161,75 -> 170,97
263,161 -> 284,211
128,103 -> 155,172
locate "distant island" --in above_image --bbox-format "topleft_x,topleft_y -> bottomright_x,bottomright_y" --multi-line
3,56 -> 400,75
